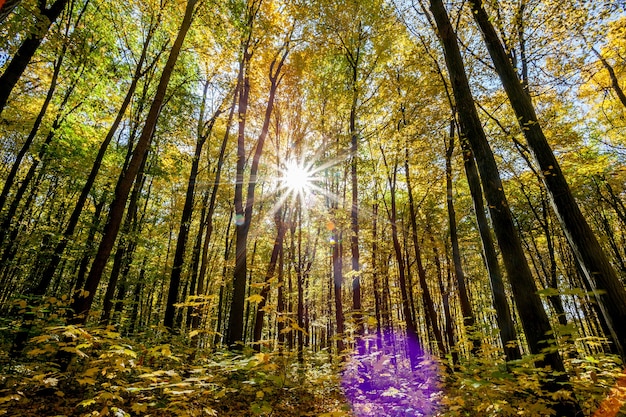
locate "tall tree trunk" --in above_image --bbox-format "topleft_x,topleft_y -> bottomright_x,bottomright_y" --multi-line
252,209 -> 286,350
72,196 -> 106,294
192,84 -> 238,333
349,46 -> 363,348
100,154 -> 148,325
0,22 -> 68,216
214,211 -> 234,347
0,66 -> 81,250
163,91 -> 221,330
371,202 -> 383,350
469,0 -> 626,360
228,33 -> 289,346
0,0 -> 70,114
33,20 -> 159,291
591,47 -> 626,109
429,1 -> 579,413
460,138 -> 522,362
332,227 -> 345,353
382,152 -> 419,367
445,122 -> 479,354
69,0 -> 198,324
404,151 -> 446,358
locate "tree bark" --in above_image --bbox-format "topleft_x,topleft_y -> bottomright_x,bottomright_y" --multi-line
252,209 -> 286,350
0,0 -> 70,114
163,93 -> 221,330
228,31 -> 288,346
430,0 -> 579,412
460,139 -> 522,362
69,0 -> 198,323
469,0 -> 626,360
33,20 -> 158,291
382,151 -> 419,367
445,122 -> 479,354
405,150 -> 446,358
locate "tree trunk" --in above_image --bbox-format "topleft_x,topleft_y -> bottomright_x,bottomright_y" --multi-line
252,209 -> 286,350
591,47 -> 626,109
332,227 -> 345,354
0,28 -> 67,217
405,151 -> 446,358
469,0 -> 626,360
164,90 -> 221,330
445,123 -> 479,354
0,0 -> 70,114
383,152 -> 419,367
429,1 -> 579,412
33,21 -> 158,291
371,202 -> 383,350
460,139 -> 522,362
100,154 -> 148,325
228,34 -> 288,346
69,0 -> 198,324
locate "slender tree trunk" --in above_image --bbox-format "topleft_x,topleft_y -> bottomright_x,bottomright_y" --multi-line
460,139 -> 522,361
69,0 -> 198,324
277,235 -> 286,348
0,28 -> 67,217
0,0 -> 70,114
228,36 -> 288,346
72,196 -> 106,294
591,47 -> 626,109
405,152 -> 446,357
332,228 -> 345,354
33,22 -> 158,291
100,154 -> 148,325
469,0 -> 626,360
252,209 -> 286,350
445,123 -> 479,354
164,94 -> 220,330
126,259 -> 145,335
349,54 -> 363,347
383,153 -> 419,367
371,202 -> 383,350
429,1 -> 579,413
0,68 -> 80,250
439,243 -> 459,365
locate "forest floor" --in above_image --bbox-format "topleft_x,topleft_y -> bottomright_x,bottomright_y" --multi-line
0,324 -> 625,416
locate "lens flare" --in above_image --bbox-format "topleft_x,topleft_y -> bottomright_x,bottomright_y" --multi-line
281,160 -> 313,195
342,331 -> 442,416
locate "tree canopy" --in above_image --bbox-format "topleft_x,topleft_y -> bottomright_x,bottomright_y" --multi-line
1,0 -> 626,416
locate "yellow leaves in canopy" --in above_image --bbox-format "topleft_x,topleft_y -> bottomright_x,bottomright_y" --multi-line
579,16 -> 626,141
246,293 -> 264,304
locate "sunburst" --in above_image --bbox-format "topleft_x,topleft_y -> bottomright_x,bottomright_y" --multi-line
280,159 -> 315,197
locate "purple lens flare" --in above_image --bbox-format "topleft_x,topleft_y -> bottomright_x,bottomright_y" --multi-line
341,331 -> 442,417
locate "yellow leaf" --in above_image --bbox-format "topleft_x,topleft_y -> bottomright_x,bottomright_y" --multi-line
82,367 -> 100,377
131,403 -> 148,413
246,294 -> 264,304
77,377 -> 97,385
78,398 -> 96,407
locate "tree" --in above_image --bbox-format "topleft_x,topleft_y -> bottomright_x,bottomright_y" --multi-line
0,0 -> 71,114
427,0 -> 580,413
469,0 -> 626,360
69,0 -> 199,323
227,1 -> 291,346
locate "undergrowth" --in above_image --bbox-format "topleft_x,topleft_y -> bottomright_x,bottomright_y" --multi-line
0,298 -> 624,416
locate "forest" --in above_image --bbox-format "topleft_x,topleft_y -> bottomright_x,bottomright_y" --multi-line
0,0 -> 626,415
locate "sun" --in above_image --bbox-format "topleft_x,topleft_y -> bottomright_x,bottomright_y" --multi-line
279,159 -> 316,200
